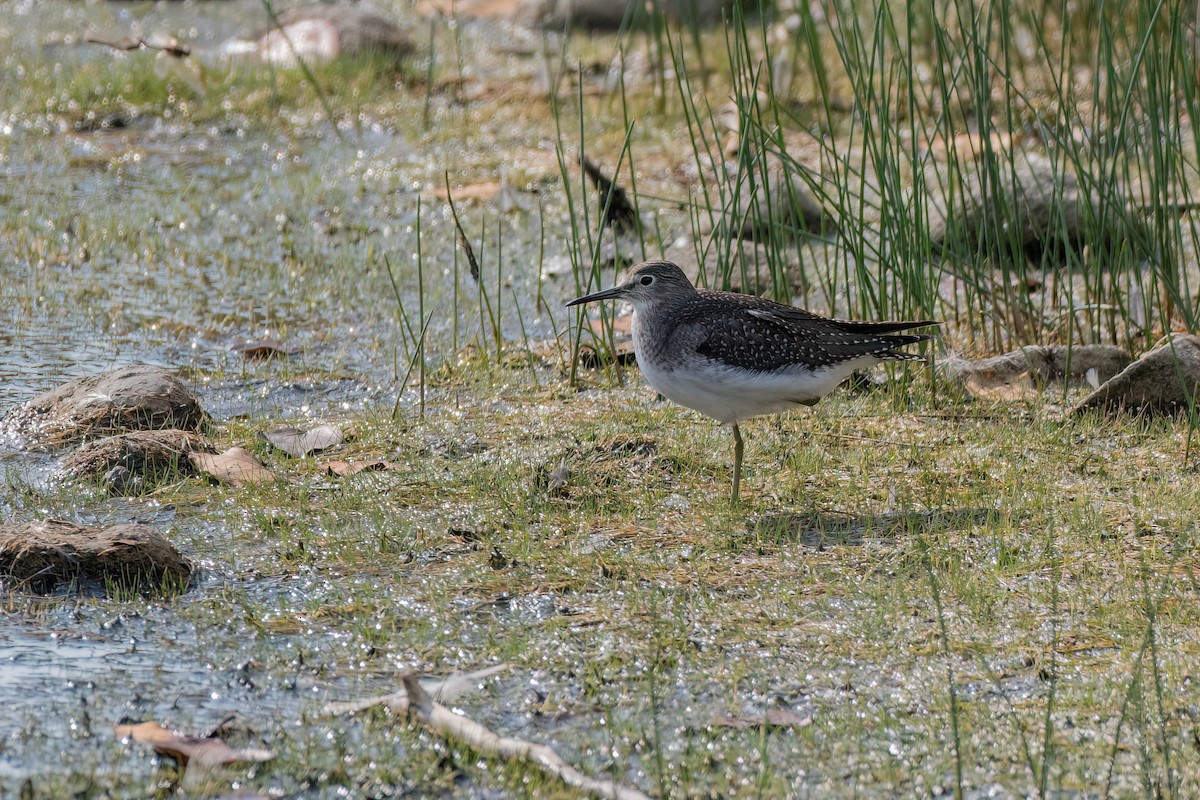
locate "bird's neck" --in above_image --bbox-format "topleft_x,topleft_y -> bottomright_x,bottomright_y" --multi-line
631,296 -> 687,363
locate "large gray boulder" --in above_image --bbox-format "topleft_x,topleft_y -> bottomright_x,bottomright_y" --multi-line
2,366 -> 205,447
924,150 -> 1159,270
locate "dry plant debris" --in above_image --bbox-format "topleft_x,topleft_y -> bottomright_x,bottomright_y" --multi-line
433,180 -> 504,202
714,706 -> 813,729
114,719 -> 273,767
230,340 -> 297,361
582,157 -> 639,232
260,424 -> 344,457
189,447 -> 275,486
962,370 -> 1038,402
320,459 -> 406,476
61,429 -> 213,494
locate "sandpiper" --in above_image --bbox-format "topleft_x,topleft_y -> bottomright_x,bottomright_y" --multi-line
567,260 -> 936,503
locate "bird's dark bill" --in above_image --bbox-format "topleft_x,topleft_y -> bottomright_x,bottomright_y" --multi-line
566,286 -> 624,307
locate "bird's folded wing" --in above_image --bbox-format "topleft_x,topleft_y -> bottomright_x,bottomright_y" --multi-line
691,307 -> 928,372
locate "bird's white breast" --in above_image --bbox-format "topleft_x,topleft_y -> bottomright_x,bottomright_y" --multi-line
632,310 -> 877,424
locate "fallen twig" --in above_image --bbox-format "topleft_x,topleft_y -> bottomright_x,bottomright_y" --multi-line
324,665 -> 511,713
325,668 -> 652,800
84,35 -> 191,58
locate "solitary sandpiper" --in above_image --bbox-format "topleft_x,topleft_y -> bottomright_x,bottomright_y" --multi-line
567,260 -> 936,503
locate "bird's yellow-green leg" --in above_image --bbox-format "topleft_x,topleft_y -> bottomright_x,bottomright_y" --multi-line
731,422 -> 743,504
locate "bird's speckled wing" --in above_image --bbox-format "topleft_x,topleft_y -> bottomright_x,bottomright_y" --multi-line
684,289 -> 934,372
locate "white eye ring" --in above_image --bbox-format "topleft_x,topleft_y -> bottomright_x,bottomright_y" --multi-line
639,275 -> 654,286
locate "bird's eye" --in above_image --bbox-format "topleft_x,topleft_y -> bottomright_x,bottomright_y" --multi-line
640,275 -> 654,286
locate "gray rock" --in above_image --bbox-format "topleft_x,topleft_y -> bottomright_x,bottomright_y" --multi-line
944,345 -> 1132,390
245,5 -> 414,66
725,165 -> 830,242
61,429 -> 213,495
924,150 -> 1158,270
522,0 -> 738,29
1072,334 -> 1200,415
0,519 -> 191,595
3,366 -> 205,447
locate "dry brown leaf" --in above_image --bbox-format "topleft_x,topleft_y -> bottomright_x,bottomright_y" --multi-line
260,424 -> 344,457
1055,636 -> 1118,654
230,340 -> 296,361
963,369 -> 1037,401
320,459 -> 406,476
114,720 -> 273,767
189,447 -> 275,485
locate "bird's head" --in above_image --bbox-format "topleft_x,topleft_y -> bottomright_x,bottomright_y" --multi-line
566,260 -> 695,311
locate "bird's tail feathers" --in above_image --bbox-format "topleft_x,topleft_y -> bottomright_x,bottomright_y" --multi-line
840,319 -> 939,335
878,331 -> 935,361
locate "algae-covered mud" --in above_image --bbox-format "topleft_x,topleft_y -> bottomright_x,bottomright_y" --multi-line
4,1 -> 1200,798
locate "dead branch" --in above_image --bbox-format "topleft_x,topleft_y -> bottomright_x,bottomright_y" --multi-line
84,36 -> 191,59
325,668 -> 652,800
582,157 -> 638,232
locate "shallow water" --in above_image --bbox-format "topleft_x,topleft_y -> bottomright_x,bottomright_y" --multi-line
0,0 -> 581,413
0,123 -> 556,409
0,2 -> 581,789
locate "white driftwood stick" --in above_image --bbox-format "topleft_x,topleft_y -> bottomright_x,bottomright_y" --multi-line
324,670 -> 652,800
322,664 -> 512,715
